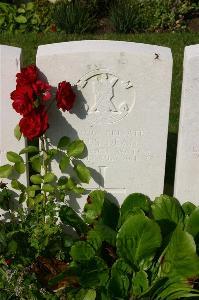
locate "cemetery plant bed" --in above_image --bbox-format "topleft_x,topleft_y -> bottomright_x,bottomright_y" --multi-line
0,63 -> 199,299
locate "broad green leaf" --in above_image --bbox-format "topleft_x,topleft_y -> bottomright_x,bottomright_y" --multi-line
19,146 -> 38,154
161,225 -> 199,278
44,172 -> 57,183
117,214 -> 162,268
131,270 -> 149,296
7,240 -> 17,254
94,224 -> 116,247
11,180 -> 25,191
0,164 -> 13,178
186,207 -> 199,238
59,205 -> 88,235
75,163 -> 91,183
27,197 -> 35,208
101,197 -> 119,229
30,174 -> 43,184
121,193 -> 151,219
57,136 -> 70,149
14,162 -> 26,174
14,124 -> 22,141
59,154 -> 70,172
42,184 -> 55,193
26,2 -> 34,10
6,151 -> 23,163
30,155 -> 41,172
75,289 -> 96,300
70,241 -> 95,261
152,195 -> 185,234
84,190 -> 105,224
15,15 -> 27,23
17,8 -> 25,13
108,259 -> 132,298
19,193 -> 26,204
79,257 -> 109,288
87,229 -> 102,251
182,202 -> 196,216
67,140 -> 85,157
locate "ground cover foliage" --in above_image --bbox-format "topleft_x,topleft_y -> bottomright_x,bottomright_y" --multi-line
0,0 -> 198,34
1,182 -> 199,299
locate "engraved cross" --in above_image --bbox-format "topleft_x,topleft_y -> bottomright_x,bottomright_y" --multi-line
89,166 -> 126,196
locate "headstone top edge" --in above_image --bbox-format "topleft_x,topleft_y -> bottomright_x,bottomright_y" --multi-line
37,40 -> 172,60
184,44 -> 199,60
0,44 -> 21,57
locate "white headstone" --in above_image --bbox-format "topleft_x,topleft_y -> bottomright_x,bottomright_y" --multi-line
0,45 -> 26,184
37,40 -> 172,209
174,45 -> 199,204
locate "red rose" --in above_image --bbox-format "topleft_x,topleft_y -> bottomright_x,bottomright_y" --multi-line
19,107 -> 49,140
11,85 -> 35,116
16,65 -> 37,87
33,80 -> 51,101
56,81 -> 76,112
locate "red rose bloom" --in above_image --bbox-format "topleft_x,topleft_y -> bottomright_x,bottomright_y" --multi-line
56,81 -> 76,112
33,80 -> 51,101
11,85 -> 35,116
16,65 -> 37,87
19,106 -> 49,140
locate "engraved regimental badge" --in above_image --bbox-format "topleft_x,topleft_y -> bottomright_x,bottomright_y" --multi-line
76,69 -> 135,125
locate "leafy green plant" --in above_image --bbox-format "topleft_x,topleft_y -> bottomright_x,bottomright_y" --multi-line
52,0 -> 96,34
44,192 -> 199,299
0,1 -> 53,33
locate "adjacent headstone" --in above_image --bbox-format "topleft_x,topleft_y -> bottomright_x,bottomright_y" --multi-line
37,40 -> 172,209
0,45 -> 26,183
174,45 -> 199,204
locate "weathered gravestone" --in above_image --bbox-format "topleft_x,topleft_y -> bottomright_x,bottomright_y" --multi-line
0,45 -> 27,216
0,45 -> 26,169
37,40 -> 172,210
174,45 -> 199,204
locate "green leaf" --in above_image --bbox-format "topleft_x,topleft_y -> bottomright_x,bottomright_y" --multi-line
30,174 -> 43,184
59,205 -> 88,235
131,270 -> 149,296
70,241 -> 95,261
19,146 -> 38,154
59,154 -> 70,172
120,193 -> 151,225
75,163 -> 91,183
94,224 -> 116,247
42,184 -> 55,193
19,193 -> 26,204
152,195 -> 185,234
30,155 -> 41,172
0,164 -> 13,178
84,190 -> 105,224
27,197 -> 35,208
75,289 -> 96,300
101,197 -> 120,229
14,124 -> 22,141
7,240 -> 17,254
57,136 -> 70,149
6,151 -> 23,163
117,214 -> 162,268
67,140 -> 85,157
186,207 -> 199,238
161,225 -> 199,278
44,172 -> 57,183
26,2 -> 34,10
78,257 -> 109,288
11,180 -> 25,191
108,259 -> 132,299
182,202 -> 196,216
17,7 -> 25,13
15,15 -> 27,24
14,162 -> 26,174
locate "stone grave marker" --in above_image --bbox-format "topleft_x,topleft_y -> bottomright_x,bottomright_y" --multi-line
37,40 -> 172,210
174,45 -> 199,204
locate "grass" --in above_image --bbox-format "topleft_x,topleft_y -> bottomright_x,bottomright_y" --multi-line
0,32 -> 198,193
